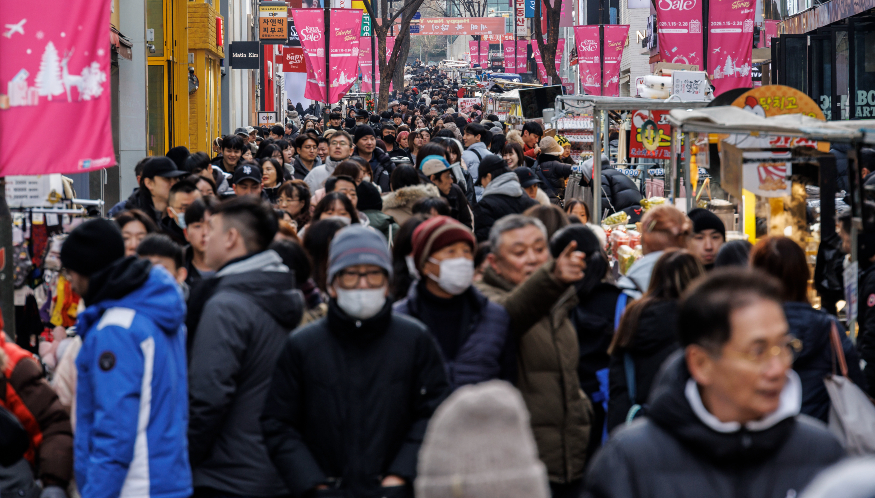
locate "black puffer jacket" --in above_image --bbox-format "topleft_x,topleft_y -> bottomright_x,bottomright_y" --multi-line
261,300 -> 450,498
571,282 -> 622,399
857,263 -> 875,397
122,188 -> 162,226
607,300 -> 681,433
356,147 -> 394,193
600,168 -> 643,215
535,153 -> 574,199
442,183 -> 473,229
472,173 -> 538,241
584,355 -> 845,498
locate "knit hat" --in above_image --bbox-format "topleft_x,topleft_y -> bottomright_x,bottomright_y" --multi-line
415,380 -> 550,498
688,208 -> 726,239
356,180 -> 383,211
60,218 -> 126,277
354,125 -> 376,145
538,136 -> 563,156
327,225 -> 392,283
411,216 -> 475,271
555,135 -> 570,148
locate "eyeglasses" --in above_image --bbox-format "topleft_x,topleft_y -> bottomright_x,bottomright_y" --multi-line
330,140 -> 349,147
722,336 -> 803,367
336,269 -> 386,289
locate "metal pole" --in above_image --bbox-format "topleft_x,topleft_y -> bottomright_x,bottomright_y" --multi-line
683,131 -> 692,212
0,181 -> 16,341
599,25 -> 604,96
593,111 -> 602,223
668,126 -> 677,203
325,8 -> 331,106
601,108 -> 609,165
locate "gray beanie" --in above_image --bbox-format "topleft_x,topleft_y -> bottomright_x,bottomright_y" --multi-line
415,381 -> 549,498
327,225 -> 392,284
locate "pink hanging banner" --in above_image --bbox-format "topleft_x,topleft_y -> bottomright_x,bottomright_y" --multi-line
559,0 -> 574,27
532,39 -> 563,83
328,9 -> 362,103
503,40 -> 516,72
374,36 -> 395,92
708,0 -> 753,96
293,9 -> 327,101
359,37 -> 373,92
603,25 -> 629,97
656,0 -> 703,69
516,40 -> 528,74
574,25 -> 601,95
759,20 -> 779,48
0,0 -> 115,174
532,42 -> 543,81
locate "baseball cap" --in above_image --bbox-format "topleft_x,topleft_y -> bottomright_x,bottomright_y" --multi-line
234,127 -> 249,137
245,126 -> 256,134
355,109 -> 369,119
232,163 -> 263,185
419,155 -> 452,177
142,156 -> 188,179
514,167 -> 542,189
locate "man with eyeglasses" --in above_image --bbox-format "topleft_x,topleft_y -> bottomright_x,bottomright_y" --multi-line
291,135 -> 322,180
303,131 -> 354,192
582,268 -> 844,498
262,225 -> 449,498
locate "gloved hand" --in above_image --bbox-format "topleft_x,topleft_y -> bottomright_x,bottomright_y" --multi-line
41,485 -> 68,498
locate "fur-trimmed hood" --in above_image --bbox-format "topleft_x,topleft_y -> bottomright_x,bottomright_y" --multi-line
382,184 -> 440,210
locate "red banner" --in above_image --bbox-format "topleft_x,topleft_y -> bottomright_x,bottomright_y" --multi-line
575,25 -> 600,95
482,34 -> 514,41
1,0 -> 115,174
656,0 -> 703,68
516,40 -> 528,73
708,0 -> 754,96
284,46 -> 306,72
328,9 -> 361,102
603,25 -> 629,97
418,17 -> 506,35
293,9 -> 327,101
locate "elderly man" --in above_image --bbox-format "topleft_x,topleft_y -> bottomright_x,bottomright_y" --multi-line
475,215 -> 593,498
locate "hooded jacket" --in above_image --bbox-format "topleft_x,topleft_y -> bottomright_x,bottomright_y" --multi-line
75,258 -> 192,498
535,153 -> 574,199
188,250 -> 303,497
289,156 -> 322,181
261,299 -> 450,498
442,183 -> 473,229
303,157 -> 341,192
472,173 -> 538,242
354,147 -> 394,193
394,282 -> 513,389
476,264 -> 592,484
784,302 -> 867,422
208,159 -> 233,195
382,184 -> 441,226
461,141 -> 493,182
583,354 -> 844,498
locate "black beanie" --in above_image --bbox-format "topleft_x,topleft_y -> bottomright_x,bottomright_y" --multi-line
688,208 -> 726,239
61,218 -> 126,276
356,180 -> 383,211
354,125 -> 376,145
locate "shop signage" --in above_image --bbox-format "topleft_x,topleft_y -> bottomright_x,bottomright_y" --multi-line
258,111 -> 277,124
525,0 -> 543,17
230,41 -> 261,69
729,86 -> 828,151
656,0 -> 703,69
0,0 -> 115,175
671,70 -> 709,100
285,0 -> 302,46
630,110 -> 675,159
516,0 -> 527,35
283,46 -> 306,72
742,161 -> 791,197
780,0 -> 875,34
708,0 -> 755,95
260,1 -> 288,44
416,17 -> 506,35
482,34 -> 515,41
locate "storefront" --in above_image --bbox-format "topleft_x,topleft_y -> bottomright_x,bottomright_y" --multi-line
771,0 -> 875,120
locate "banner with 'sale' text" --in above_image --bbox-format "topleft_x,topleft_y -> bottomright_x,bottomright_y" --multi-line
708,0 -> 755,95
656,0 -> 703,69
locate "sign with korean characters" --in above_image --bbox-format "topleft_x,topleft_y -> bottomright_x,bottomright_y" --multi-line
516,0 -> 527,35
671,70 -> 709,101
630,110 -> 678,159
260,1 -> 288,44
416,18 -> 506,35
729,86 -> 829,152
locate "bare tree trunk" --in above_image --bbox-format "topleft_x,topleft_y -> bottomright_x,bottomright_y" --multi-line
393,34 -> 410,91
364,0 -> 425,111
533,0 -> 562,84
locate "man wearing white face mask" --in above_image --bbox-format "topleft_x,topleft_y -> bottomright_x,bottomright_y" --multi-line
394,216 -> 513,390
262,225 -> 450,498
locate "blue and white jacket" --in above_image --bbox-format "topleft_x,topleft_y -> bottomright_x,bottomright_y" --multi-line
75,259 -> 191,498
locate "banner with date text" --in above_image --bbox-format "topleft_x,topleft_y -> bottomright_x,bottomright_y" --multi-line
656,0 -> 703,69
603,25 -> 629,97
708,0 -> 754,96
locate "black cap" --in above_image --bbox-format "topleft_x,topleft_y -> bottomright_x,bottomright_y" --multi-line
232,163 -> 262,185
514,167 -> 542,188
355,108 -> 369,119
60,218 -> 125,277
142,157 -> 188,179
234,127 -> 248,137
477,155 -> 508,185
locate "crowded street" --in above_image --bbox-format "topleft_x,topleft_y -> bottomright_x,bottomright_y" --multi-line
4,0 -> 875,496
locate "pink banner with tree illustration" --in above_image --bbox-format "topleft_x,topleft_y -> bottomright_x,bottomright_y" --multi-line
359,36 -> 373,92
328,9 -> 361,102
574,25 -> 601,95
375,36 -> 395,92
293,9 -> 327,101
503,40 -> 516,73
0,0 -> 115,174
468,40 -> 488,67
516,40 -> 528,73
708,0 -> 754,96
656,0 -> 703,69
603,25 -> 629,97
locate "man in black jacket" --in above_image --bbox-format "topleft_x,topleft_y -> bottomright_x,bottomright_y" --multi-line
353,125 -> 394,192
534,137 -> 575,202
472,155 -> 537,241
262,225 -> 449,498
123,156 -> 188,226
290,134 -> 321,180
583,268 -> 844,498
188,197 -> 303,498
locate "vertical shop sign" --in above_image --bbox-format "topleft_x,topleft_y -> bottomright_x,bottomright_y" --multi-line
260,1 -> 289,44
603,25 -> 629,96
708,0 -> 754,95
285,0 -> 302,46
328,9 -> 362,102
516,0 -> 527,34
656,0 -> 703,69
0,0 -> 115,174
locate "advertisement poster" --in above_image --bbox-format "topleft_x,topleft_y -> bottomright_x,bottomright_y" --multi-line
656,0 -> 703,69
283,46 -> 307,72
630,110 -> 674,159
416,18 -> 506,35
742,161 -> 791,197
729,86 -> 828,151
759,20 -> 779,48
468,40 -> 488,67
574,25 -> 601,95
458,97 -> 480,114
708,0 -> 754,95
516,40 -> 528,73
503,40 -> 516,73
327,9 -> 361,102
0,0 -> 116,174
293,9 -> 327,101
603,25 -> 629,97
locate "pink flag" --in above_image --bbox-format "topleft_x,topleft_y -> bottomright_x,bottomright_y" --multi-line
603,25 -> 629,97
708,0 -> 754,96
516,40 -> 528,74
503,40 -> 516,73
656,0 -> 703,69
574,25 -> 601,95
760,20 -> 778,48
328,9 -> 362,103
555,38 -> 565,74
293,9 -> 327,101
359,37 -> 373,92
375,36 -> 395,92
559,0 -> 574,28
532,40 -> 563,84
469,40 -> 478,66
0,0 -> 115,174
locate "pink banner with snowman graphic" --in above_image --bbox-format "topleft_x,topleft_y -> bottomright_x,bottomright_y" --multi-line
293,9 -> 327,101
656,0 -> 703,69
0,0 -> 114,174
328,9 -> 361,103
708,0 -> 754,96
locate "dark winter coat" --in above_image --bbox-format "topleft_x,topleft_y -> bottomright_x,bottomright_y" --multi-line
583,355 -> 845,498
261,299 -> 450,498
122,188 -> 163,226
571,283 -> 622,398
582,168 -> 643,216
535,154 -> 574,199
442,183 -> 473,229
188,250 -> 304,497
394,283 -> 513,389
857,263 -> 875,397
607,300 -> 681,433
355,147 -> 394,193
290,156 -> 321,181
785,302 -> 867,422
472,173 -> 538,242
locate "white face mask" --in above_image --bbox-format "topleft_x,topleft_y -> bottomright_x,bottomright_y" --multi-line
405,255 -> 420,279
428,257 -> 474,296
324,215 -> 352,225
335,287 -> 387,320
362,175 -> 371,183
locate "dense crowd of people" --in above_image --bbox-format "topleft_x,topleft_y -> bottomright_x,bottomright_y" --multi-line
4,80 -> 875,498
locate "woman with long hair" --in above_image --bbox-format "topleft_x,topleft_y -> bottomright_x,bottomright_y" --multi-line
502,142 -> 526,170
311,191 -> 361,226
607,249 -> 704,432
260,158 -> 284,204
277,181 -> 312,231
750,236 -> 866,422
410,129 -> 425,162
